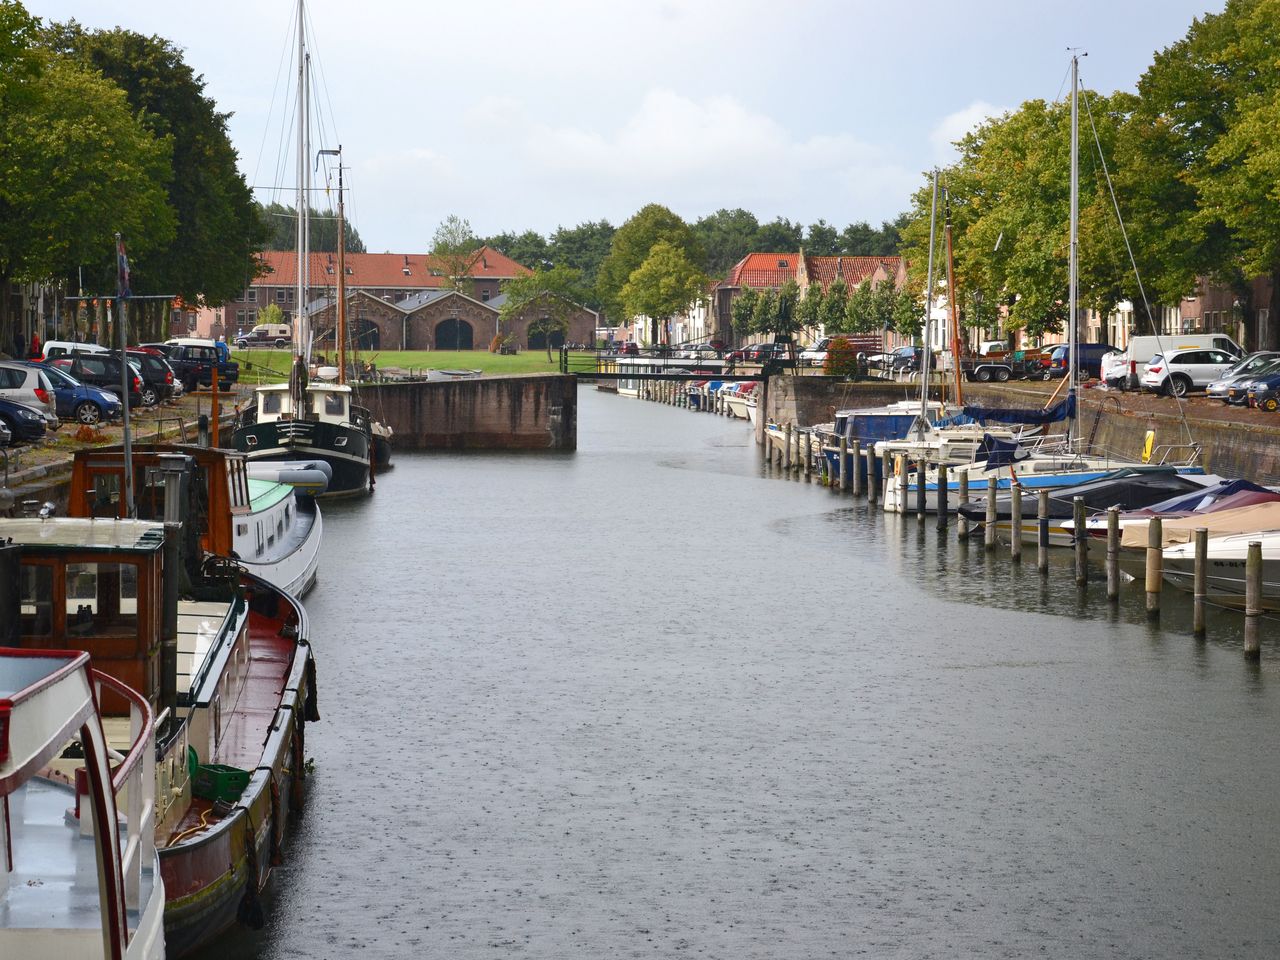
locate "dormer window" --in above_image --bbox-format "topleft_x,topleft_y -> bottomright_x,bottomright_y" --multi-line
777,259 -> 789,268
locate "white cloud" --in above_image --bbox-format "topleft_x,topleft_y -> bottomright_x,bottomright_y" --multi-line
930,101 -> 1008,162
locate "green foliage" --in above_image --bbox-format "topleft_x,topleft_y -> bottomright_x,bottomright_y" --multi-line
748,279 -> 801,338
845,280 -> 876,333
0,0 -> 39,109
731,287 -> 758,335
751,289 -> 777,336
44,23 -> 266,314
258,201 -> 367,254
549,220 -> 614,295
840,215 -> 907,255
483,229 -> 549,269
430,215 -> 480,291
891,286 -> 924,338
0,53 -> 174,288
805,219 -> 840,255
796,284 -> 823,332
597,204 -> 702,322
619,240 -> 706,344
693,207 -> 760,277
752,216 -> 804,252
496,263 -> 588,358
256,303 -> 284,327
820,278 -> 849,333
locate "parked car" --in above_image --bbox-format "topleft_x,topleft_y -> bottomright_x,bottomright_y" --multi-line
680,343 -> 721,361
888,345 -> 921,373
798,335 -> 878,366
19,360 -> 121,424
125,348 -> 177,405
234,323 -> 292,349
1247,371 -> 1280,411
0,418 -> 11,446
1141,347 -> 1239,397
1047,342 -> 1114,379
0,360 -> 58,424
48,353 -> 144,406
615,341 -> 639,356
0,395 -> 48,443
158,337 -> 240,391
1205,352 -> 1280,402
1110,334 -> 1244,390
40,340 -> 109,361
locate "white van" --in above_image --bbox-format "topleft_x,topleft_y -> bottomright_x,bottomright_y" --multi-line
1108,333 -> 1244,389
41,340 -> 109,361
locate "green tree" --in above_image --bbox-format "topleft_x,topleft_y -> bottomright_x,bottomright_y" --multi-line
597,204 -> 702,323
0,0 -> 39,109
483,229 -> 549,269
497,263 -> 589,360
805,219 -> 840,255
891,287 -> 924,338
692,207 -> 760,277
796,283 -> 824,333
750,278 -> 801,339
845,280 -> 876,333
730,287 -> 758,336
430,214 -> 480,292
619,240 -> 706,346
839,214 -> 908,255
44,23 -> 267,338
820,277 -> 850,332
751,216 -> 803,251
549,220 -> 614,297
751,288 -> 777,336
0,53 -> 174,332
258,201 -> 367,254
256,302 -> 285,327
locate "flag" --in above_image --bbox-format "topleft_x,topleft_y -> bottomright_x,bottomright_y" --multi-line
116,235 -> 132,299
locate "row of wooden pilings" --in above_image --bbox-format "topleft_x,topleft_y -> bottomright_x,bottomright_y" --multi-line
640,378 -> 738,416
763,421 -> 1267,659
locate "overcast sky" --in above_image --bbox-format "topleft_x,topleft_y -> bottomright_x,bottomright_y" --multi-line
32,0 -> 1220,252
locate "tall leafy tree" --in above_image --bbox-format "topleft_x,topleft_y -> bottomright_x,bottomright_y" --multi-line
796,283 -> 824,333
0,52 -> 174,331
805,219 -> 840,255
619,240 -> 706,346
751,216 -> 804,252
497,263 -> 589,359
751,278 -> 801,339
693,207 -> 760,277
0,0 -> 39,109
43,23 -> 266,337
483,229 -> 550,269
731,287 -> 758,336
549,220 -> 614,296
430,214 -> 480,292
597,204 -> 702,324
820,277 -> 850,333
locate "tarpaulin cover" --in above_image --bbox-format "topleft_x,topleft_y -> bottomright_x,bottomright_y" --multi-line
1122,501 -> 1280,549
963,393 -> 1076,425
975,433 -> 1030,469
1122,478 -> 1272,518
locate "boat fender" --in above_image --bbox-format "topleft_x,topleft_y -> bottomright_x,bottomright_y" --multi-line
303,653 -> 320,723
235,808 -> 266,929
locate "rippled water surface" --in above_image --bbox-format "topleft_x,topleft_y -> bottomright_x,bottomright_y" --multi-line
210,388 -> 1280,959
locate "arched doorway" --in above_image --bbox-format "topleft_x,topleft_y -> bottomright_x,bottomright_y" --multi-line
435,317 -> 474,350
527,327 -> 565,351
353,317 -> 380,350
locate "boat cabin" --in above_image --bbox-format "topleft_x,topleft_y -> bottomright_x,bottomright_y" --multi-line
252,382 -> 358,428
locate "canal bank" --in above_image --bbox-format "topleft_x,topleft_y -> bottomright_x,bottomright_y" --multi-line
209,387 -> 1280,960
764,374 -> 1280,480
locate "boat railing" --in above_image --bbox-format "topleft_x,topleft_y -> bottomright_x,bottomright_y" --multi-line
1149,442 -> 1203,466
83,669 -> 157,912
149,415 -> 191,443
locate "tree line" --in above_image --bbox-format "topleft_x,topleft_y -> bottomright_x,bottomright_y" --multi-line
899,0 -> 1280,350
0,1 -> 264,343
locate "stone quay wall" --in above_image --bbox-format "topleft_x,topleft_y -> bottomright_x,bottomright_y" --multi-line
362,374 -> 576,451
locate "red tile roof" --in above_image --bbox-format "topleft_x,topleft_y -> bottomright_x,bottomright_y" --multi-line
723,252 -> 902,291
804,255 -> 901,290
252,245 -> 531,288
725,252 -> 800,289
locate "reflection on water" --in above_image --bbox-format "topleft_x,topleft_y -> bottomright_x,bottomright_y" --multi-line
205,388 -> 1280,960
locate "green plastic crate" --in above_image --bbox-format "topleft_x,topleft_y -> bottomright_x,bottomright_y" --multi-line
191,763 -> 250,803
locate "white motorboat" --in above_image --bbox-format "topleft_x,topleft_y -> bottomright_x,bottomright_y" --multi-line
1163,530 -> 1280,609
0,647 -> 165,960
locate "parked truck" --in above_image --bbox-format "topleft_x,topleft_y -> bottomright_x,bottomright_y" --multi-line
958,346 -> 1053,382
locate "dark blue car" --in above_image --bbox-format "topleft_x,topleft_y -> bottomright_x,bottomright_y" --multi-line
1247,371 -> 1280,412
20,361 -> 121,424
0,395 -> 48,443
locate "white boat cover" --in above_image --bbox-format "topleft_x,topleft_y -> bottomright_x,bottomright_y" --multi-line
1121,501 -> 1280,549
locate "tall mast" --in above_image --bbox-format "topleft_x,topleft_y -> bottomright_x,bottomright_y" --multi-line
294,0 -> 305,360
335,148 -> 347,384
302,42 -> 312,365
918,169 -> 940,438
944,191 -> 964,406
1068,53 -> 1079,442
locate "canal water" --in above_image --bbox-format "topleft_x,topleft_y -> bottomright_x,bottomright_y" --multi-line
212,388 -> 1280,959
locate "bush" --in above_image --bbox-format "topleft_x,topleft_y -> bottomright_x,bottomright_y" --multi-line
824,337 -> 860,377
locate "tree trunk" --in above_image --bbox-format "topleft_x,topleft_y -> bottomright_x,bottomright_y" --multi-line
1265,267 -> 1280,352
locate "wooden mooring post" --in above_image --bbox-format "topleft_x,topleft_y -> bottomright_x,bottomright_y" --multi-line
1037,490 -> 1050,576
1106,507 -> 1120,602
984,476 -> 998,551
868,449 -> 880,505
802,432 -> 812,482
956,471 -> 969,541
936,463 -> 949,531
853,444 -> 865,497
783,424 -> 792,472
1144,516 -> 1162,619
1193,527 -> 1208,637
915,459 -> 927,522
896,455 -> 908,515
1010,485 -> 1022,562
1245,540 -> 1263,659
1074,497 -> 1088,586
838,437 -> 850,493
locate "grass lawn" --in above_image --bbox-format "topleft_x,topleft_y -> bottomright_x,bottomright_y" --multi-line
232,348 -> 576,382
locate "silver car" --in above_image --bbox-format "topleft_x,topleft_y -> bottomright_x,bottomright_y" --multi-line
1205,351 -> 1280,402
0,360 -> 59,427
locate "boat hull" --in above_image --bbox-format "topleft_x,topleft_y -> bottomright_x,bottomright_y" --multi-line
235,419 -> 371,497
159,575 -> 317,957
242,496 -> 323,598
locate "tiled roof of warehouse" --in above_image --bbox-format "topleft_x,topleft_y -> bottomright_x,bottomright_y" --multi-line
724,253 -> 800,288
253,245 -> 531,288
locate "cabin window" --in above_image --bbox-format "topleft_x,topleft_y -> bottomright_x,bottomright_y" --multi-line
90,473 -> 121,517
277,516 -> 284,537
65,562 -> 139,638
261,393 -> 283,415
236,523 -> 248,536
19,562 -> 54,637
324,393 -> 345,416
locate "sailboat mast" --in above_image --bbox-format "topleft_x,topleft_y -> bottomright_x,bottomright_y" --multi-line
336,148 -> 347,384
918,169 -> 940,438
944,193 -> 964,406
294,0 -> 305,359
302,45 -> 312,365
1068,53 -> 1080,442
